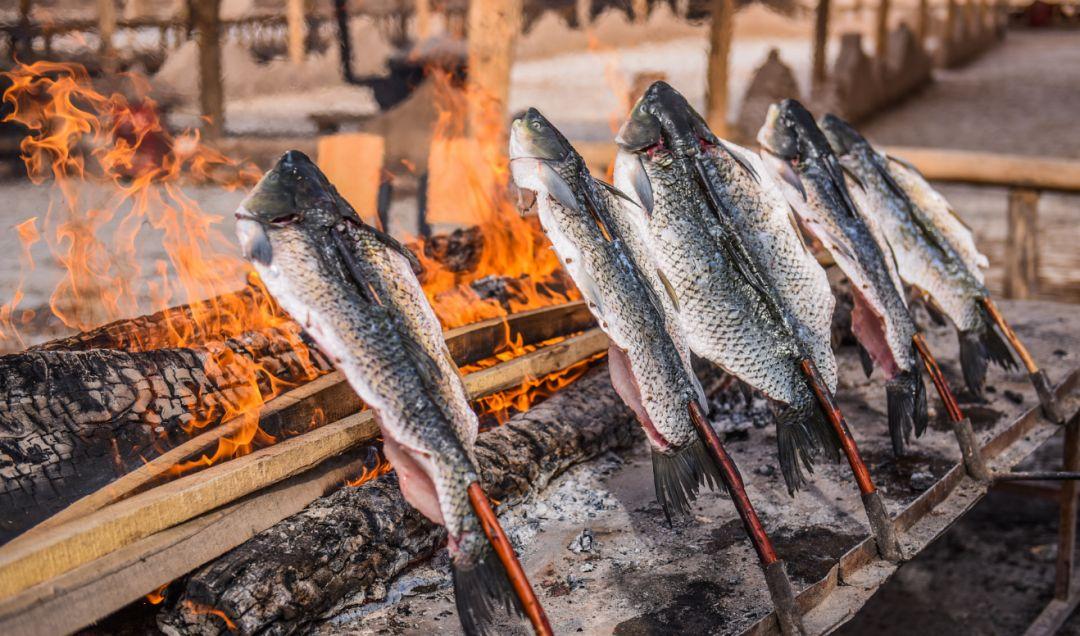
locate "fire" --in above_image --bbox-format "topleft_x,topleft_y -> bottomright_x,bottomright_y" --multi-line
416,71 -> 579,330
181,600 -> 237,630
1,61 -> 321,473
345,446 -> 394,487
0,61 -> 590,480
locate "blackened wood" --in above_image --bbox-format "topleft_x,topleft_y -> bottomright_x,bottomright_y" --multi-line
156,365 -> 639,635
0,325 -> 332,545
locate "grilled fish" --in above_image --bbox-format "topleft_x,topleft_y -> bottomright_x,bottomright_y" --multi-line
612,84 -> 841,492
758,100 -> 928,455
819,115 -> 1015,395
510,108 -> 721,519
235,151 -> 520,635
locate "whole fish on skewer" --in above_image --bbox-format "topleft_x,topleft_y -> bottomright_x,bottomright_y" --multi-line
509,108 -> 720,517
818,114 -> 1017,397
757,100 -> 928,455
610,85 -> 842,493
234,151 -> 534,635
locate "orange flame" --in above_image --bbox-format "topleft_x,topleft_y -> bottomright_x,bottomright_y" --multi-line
181,600 -> 237,631
146,582 -> 169,605
345,448 -> 394,487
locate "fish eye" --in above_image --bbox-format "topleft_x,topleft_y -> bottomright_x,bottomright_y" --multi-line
530,120 -> 543,131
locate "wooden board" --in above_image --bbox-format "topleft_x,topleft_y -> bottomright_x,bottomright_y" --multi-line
0,327 -> 609,602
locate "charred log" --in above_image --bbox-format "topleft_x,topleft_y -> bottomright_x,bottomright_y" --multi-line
156,365 -> 638,635
0,324 -> 332,545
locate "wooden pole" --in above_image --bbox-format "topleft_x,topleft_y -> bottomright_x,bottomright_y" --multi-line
875,0 -> 891,59
916,0 -> 930,47
1004,187 -> 1039,300
192,0 -> 224,138
812,0 -> 831,88
944,0 -> 957,56
705,0 -> 735,138
1055,412 -> 1080,600
416,0 -> 432,39
576,0 -> 591,27
286,0 -> 305,65
332,0 -> 354,83
98,0 -> 118,72
632,0 -> 649,23
465,0 -> 522,141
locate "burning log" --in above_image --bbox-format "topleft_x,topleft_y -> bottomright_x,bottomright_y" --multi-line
0,322 -> 330,545
157,365 -> 637,635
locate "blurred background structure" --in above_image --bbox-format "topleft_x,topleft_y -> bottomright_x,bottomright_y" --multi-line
0,0 -> 1078,632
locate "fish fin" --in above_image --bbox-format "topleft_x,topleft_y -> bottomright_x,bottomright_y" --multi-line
857,342 -> 875,378
738,379 -> 756,408
824,153 -> 863,219
958,329 -> 989,398
775,157 -> 808,201
538,162 -> 582,214
581,178 -> 619,242
921,295 -> 949,327
656,267 -> 681,312
330,226 -> 384,306
982,320 -> 1019,372
887,155 -> 978,235
651,437 -> 724,522
886,368 -> 928,455
596,179 -> 642,209
774,397 -> 840,495
885,153 -> 923,179
840,164 -> 865,193
452,544 -> 524,636
335,192 -> 422,273
625,154 -> 654,216
717,140 -> 761,183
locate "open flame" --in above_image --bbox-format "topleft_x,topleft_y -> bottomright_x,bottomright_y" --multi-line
0,61 -> 592,479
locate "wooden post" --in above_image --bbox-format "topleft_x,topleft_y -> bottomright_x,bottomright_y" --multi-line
465,0 -> 522,141
332,0 -> 354,83
416,0 -> 432,39
1004,187 -> 1039,300
286,0 -> 305,65
945,0 -> 957,55
812,0 -> 831,88
705,0 -> 734,137
632,0 -> 649,23
917,0 -> 929,46
191,0 -> 224,139
98,0 -> 117,72
1055,412 -> 1080,600
875,0 -> 891,59
576,0 -> 591,28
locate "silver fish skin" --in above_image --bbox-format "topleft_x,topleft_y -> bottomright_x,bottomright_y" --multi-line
235,151 -> 519,634
510,108 -> 720,517
758,100 -> 928,454
820,115 -> 1016,396
612,83 -> 840,492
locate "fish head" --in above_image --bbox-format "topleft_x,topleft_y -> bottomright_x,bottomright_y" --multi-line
510,107 -> 572,164
235,150 -> 339,266
757,99 -> 833,167
818,113 -> 869,158
617,81 -> 716,157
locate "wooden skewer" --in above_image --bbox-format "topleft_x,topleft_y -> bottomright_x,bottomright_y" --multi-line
912,333 -> 990,483
981,296 -> 1064,423
467,483 -> 553,636
688,402 -> 805,636
800,359 -> 904,562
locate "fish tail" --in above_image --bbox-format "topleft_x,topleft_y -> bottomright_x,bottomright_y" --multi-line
452,540 -> 524,636
885,368 -> 928,455
958,329 -> 989,397
979,311 -> 1019,372
775,397 -> 840,495
651,437 -> 725,522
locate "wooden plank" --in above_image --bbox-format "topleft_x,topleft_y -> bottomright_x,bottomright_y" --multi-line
0,451 -> 362,636
705,0 -> 735,138
316,133 -> 385,224
1025,572 -> 1080,636
0,328 -> 610,601
880,147 -> 1080,192
1004,187 -> 1040,300
14,301 -> 594,545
